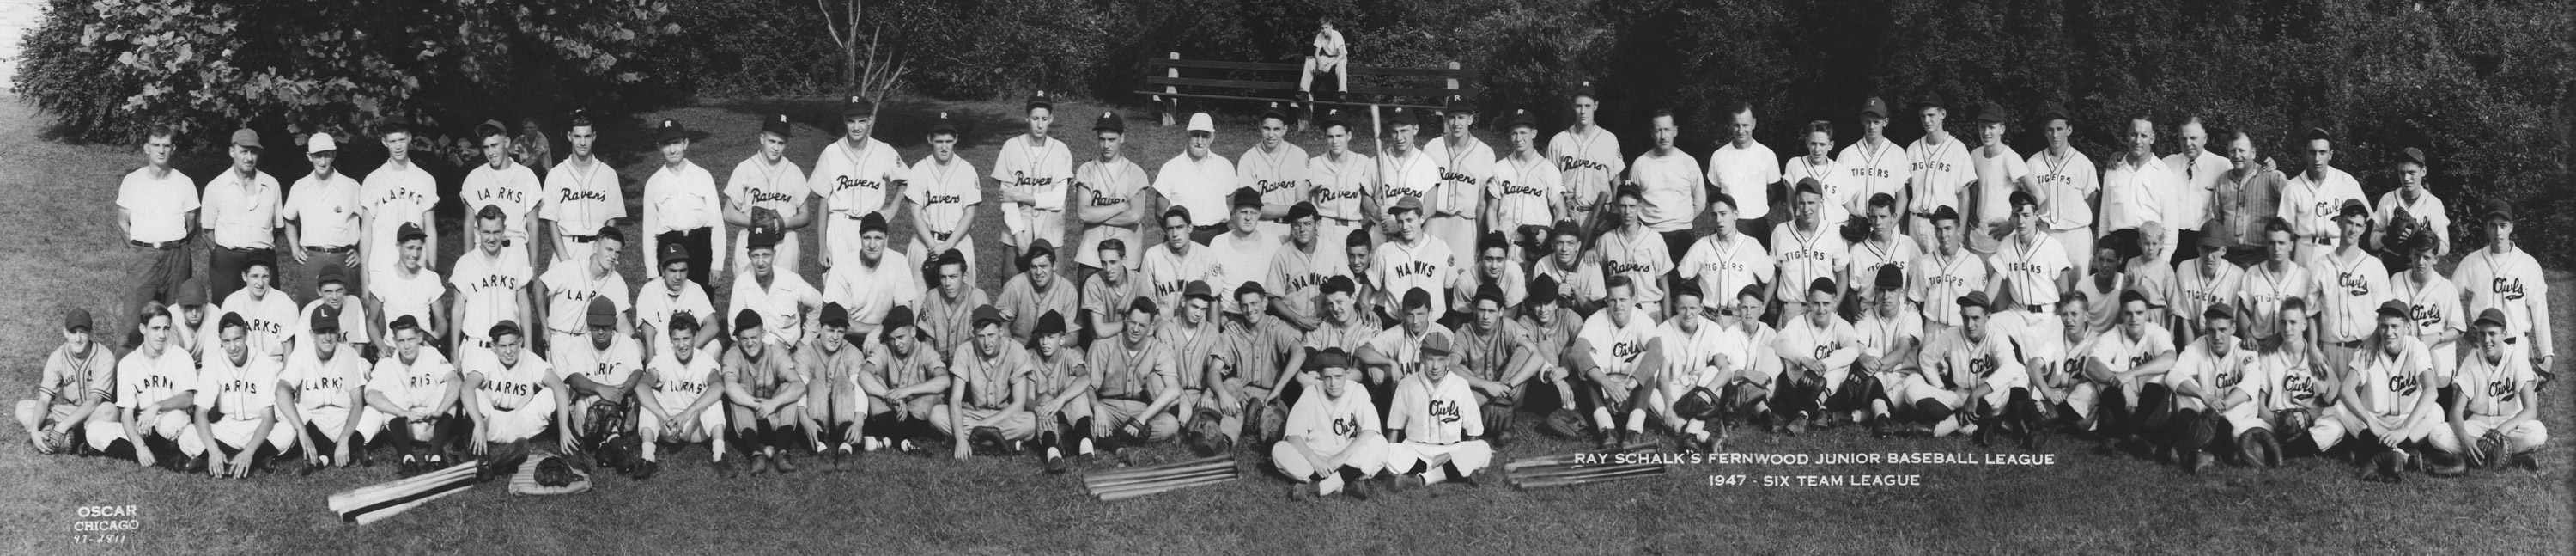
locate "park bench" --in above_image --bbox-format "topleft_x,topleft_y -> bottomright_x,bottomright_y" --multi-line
1135,52 -> 1482,130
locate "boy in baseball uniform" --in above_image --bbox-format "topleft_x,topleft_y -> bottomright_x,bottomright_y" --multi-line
1073,111 -> 1151,278
1241,106 -> 1311,237
1905,291 -> 2028,440
369,223 -> 447,355
17,309 -> 122,456
185,313 -> 297,478
866,307 -> 951,453
935,306 -> 1040,460
2277,128 -> 2366,268
1140,208 -> 1218,311
1909,207 -> 1985,338
2391,239 -> 2463,382
1547,83 -> 1622,234
1678,193 -> 1774,321
1448,284 -> 1540,445
2309,200 -> 2392,375
812,95 -> 906,272
1208,188 -> 1283,316
299,269 -> 371,359
1275,351 -> 1394,500
117,309 -> 200,472
2076,290 -> 2178,454
1772,278 -> 1863,435
1768,180 -> 1851,322
1420,97 -> 1492,254
1371,197 -> 1461,322
1852,266 -> 1925,431
541,111 -> 626,266
724,113 -> 812,277
279,305 -> 374,471
2433,309 -> 2547,472
535,226 -> 632,357
1598,186 -> 1674,318
2027,104 -> 2097,278
1836,98 -> 1910,234
1569,276 -> 1668,449
1842,194 -> 1919,319
905,114 -> 983,275
731,228 -> 823,352
1087,298 -> 1182,447
2236,217 -> 2318,345
800,302 -> 871,471
555,296 -> 646,457
635,242 -> 721,360
1025,311 -> 1097,472
459,321 -> 563,480
2257,298 -> 2330,457
461,120 -> 542,269
2450,202 -> 2554,382
365,316 -> 464,475
637,313 -> 726,478
1383,333 -> 1494,492
1533,219 -> 1610,315
1267,203 -> 1350,333
998,240 -> 1081,342
2307,301 -> 2440,483
919,249 -> 992,352
1783,120 -> 1854,229
1448,233 -> 1528,319
993,92 -> 1074,267
450,206 -> 536,357
1649,284 -> 1730,452
2171,235 -> 2245,345
2158,305 -> 2262,473
722,310 -> 807,475
218,258 -> 301,359
1990,192 -> 2074,317
1307,113 -> 1375,262
1903,94 -> 1974,254
1490,109 -> 1564,259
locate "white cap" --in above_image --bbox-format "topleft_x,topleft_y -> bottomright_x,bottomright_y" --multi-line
307,133 -> 337,155
1186,113 -> 1215,133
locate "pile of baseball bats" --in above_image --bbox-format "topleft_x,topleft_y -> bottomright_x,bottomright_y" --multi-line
1082,455 -> 1237,501
1502,442 -> 1666,489
326,462 -> 478,524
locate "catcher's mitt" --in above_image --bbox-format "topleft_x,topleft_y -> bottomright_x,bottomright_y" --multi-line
1248,400 -> 1288,443
2475,430 -> 2507,467
1673,386 -> 1722,420
750,206 -> 785,231
583,401 -> 629,444
1720,381 -> 1765,419
532,457 -> 578,487
1540,408 -> 1589,440
1838,214 -> 1874,243
2273,409 -> 2313,437
1184,414 -> 1230,456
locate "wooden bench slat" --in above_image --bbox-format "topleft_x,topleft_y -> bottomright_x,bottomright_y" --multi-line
1133,90 -> 1301,104
1143,76 -> 1303,91
1351,66 -> 1483,79
1348,85 -> 1483,98
1145,58 -> 1307,72
1145,59 -> 1481,80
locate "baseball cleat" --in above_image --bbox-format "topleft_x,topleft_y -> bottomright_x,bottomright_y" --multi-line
1077,437 -> 1096,457
1044,449 -> 1068,474
749,455 -> 773,475
714,458 -> 741,479
631,459 -> 659,480
773,453 -> 798,474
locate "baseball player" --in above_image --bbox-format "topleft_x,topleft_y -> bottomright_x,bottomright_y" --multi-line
1080,239 -> 1151,344
283,131 -> 364,301
1279,276 -> 1379,409
814,95 -> 907,272
1489,109 -> 1564,260
1599,186 -> 1674,318
1354,288 -> 1453,410
1677,192 -> 1773,321
1419,97 -> 1492,254
642,119 -> 727,287
1842,194 -> 1919,318
1024,311 -> 1097,472
459,321 -> 564,480
1834,98 -> 1911,236
1568,276 -> 1668,449
167,279 -> 217,361
116,309 -> 199,471
2070,238 -> 2132,334
1449,233 -> 1528,317
1140,207 -> 1218,311
1630,110 -> 1704,258
723,113 -> 813,277
2027,104 -> 2098,278
2309,200 -> 2393,375
364,315 -> 464,476
2256,298 -> 2330,458
554,296 -> 646,457
819,212 -> 920,339
2210,131 -> 2287,263
1366,108 -> 1432,244
1772,278 -> 1863,434
935,305 -> 1040,461
636,312 -> 726,480
1989,192 -> 2075,317
2308,301 -> 2440,482
1518,276 -> 1587,425
919,249 -> 990,352
993,92 -> 1074,267
1220,284 -> 1305,435
2277,128 -> 2367,268
905,114 -> 983,276
996,240 -> 1079,340
1267,203 -> 1350,332
721,310 -> 807,475
799,302 -> 871,472
1448,284 -> 1541,443
201,128 -> 283,303
1769,180 -> 1852,317
2391,238 -> 2464,380
1900,291 -> 2026,439
2162,118 -> 2229,265
2099,117 -> 2178,261
1714,285 -> 1786,428
2156,305 -> 2263,473
298,269 -> 371,360
1909,207 -> 1984,337
449,206 -> 536,359
541,110 -> 627,266
1086,297 -> 1182,448
2077,290 -> 2179,454
368,223 -> 447,355
635,241 -> 721,360
461,120 -> 542,269
1159,282 -> 1236,448
1541,85 -> 1621,229
18,310 -> 123,455
1241,106 -> 1312,237
1210,188 -> 1284,316
1903,94 -> 1974,254
1274,350 -> 1394,500
215,257 -> 301,360
1647,284 -> 1730,451
1532,219 -> 1608,315
1153,113 -> 1237,244
1370,196 -> 1461,322
1382,333 -> 1494,492
2236,217 -> 2318,344
730,228 -> 823,351
1959,102 -> 2032,254
1307,112 -> 1376,257
1342,229 -> 1389,323
1783,120 -> 1855,228
1852,266 -> 1925,431
279,305 -> 374,473
535,226 -> 632,357
118,126 -> 201,348
1073,110 -> 1151,278
184,314 -> 296,478
2368,147 -> 2450,260
2433,309 -> 2547,472
2449,201 -> 2554,381
361,117 -> 439,290
2022,292 -> 2100,436
2171,235 -> 2245,344
864,307 -> 952,453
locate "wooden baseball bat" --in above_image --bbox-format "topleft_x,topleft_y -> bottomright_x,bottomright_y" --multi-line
353,481 -> 472,526
1085,467 -> 1235,494
339,469 -> 477,522
1096,474 -> 1239,502
1516,466 -> 1667,489
1080,455 -> 1231,481
1501,443 -> 1656,471
327,462 -> 477,513
1082,460 -> 1233,487
1507,463 -> 1662,485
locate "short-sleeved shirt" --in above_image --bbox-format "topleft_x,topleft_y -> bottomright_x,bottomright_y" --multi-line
2258,347 -> 2326,412
1364,325 -> 1453,378
1284,386 -> 1379,454
820,251 -> 920,334
647,351 -> 724,400
2164,340 -> 2259,412
1449,263 -> 1528,312
1657,319 -> 1732,387
918,289 -> 991,353
948,342 -> 1032,410
1420,137 -> 1492,222
1375,149 -> 1439,218
1224,315 -> 1304,387
1630,151 -> 1704,233
1371,235 -> 1459,316
218,290 -> 302,355
2171,260 -> 2245,333
197,352 -> 284,423
1162,321 -> 1233,389
1855,308 -> 1926,361
2451,247 -> 2549,344
1239,143 -> 1313,218
2278,168 -> 2366,245
1268,242 -> 1351,318
1775,316 -> 1863,372
1389,371 -> 1482,443
553,334 -> 644,388
1708,142 -> 1781,220
1152,152 -> 1236,220
1547,126 -> 1625,217
2237,262 -> 2317,341
634,280 -> 717,350
725,155 -> 811,237
1307,151 -> 1376,223
1451,319 -> 1532,383
2307,250 -> 2391,344
1577,311 -> 1662,376
538,264 -> 630,336
991,136 -> 1074,239
1783,155 -> 1854,225
811,137 -> 906,220
118,347 -> 199,412
281,344 -> 368,410
1832,139 -> 1909,218
2391,275 -> 2464,375
464,351 -> 555,412
1518,309 -> 1583,370
297,298 -> 373,348
2347,339 -> 2435,419
372,266 -> 446,336
1918,327 -> 2025,392
904,156 -> 983,241
1303,317 -> 1378,356
2084,324 -> 2177,389
2027,148 -> 2099,231
1531,257 -> 1610,308
283,172 -> 365,247
1847,238 -> 1920,296
732,272 -> 823,345
994,273 -> 1079,339
2371,189 -> 2449,254
1911,250 -> 1989,326
1769,225 -> 1850,299
450,249 -> 532,340
202,169 -> 286,248
1905,137 -> 1974,217
365,349 -> 454,409
359,162 -> 439,278
1072,156 -> 1151,270
1990,235 -> 2072,308
1079,273 -> 1151,332
2455,350 -> 2537,418
1596,229 -> 1674,305
871,337 -> 950,391
540,157 -> 627,237
37,342 -> 117,406
1140,243 -> 1216,311
1491,153 -> 1565,234
1677,234 -> 1773,309
1085,334 -> 1172,400
1967,144 -> 2030,227
1208,230 -> 1283,315
118,167 -> 201,244
720,342 -> 801,400
462,162 -> 543,243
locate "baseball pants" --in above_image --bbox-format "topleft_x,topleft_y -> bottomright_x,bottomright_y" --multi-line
905,234 -> 978,280
479,396 -> 559,443
179,418 -> 299,457
293,405 -> 380,443
1386,439 -> 1493,481
928,406 -> 1037,440
1426,216 -> 1478,265
380,413 -> 465,455
19,401 -> 126,451
1092,399 -> 1181,442
640,394 -> 727,461
2306,403 -> 2434,452
1271,435 -> 1390,481
124,241 -> 194,343
207,245 -> 274,302
2425,415 -> 2549,454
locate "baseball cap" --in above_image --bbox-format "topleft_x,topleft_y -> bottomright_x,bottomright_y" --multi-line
316,268 -> 348,287
1162,205 -> 1194,226
2202,304 -> 2235,324
1400,287 -> 1433,310
1284,202 -> 1319,223
1795,177 -> 1824,197
1316,109 -> 1347,131
734,309 -> 765,333
398,222 -> 428,242
1955,290 -> 1990,310
1260,103 -> 1290,125
762,113 -> 793,139
308,303 -> 340,333
487,319 -> 520,340
172,278 -> 208,307
2474,308 -> 2507,328
1478,230 -> 1509,254
1670,280 -> 1703,303
659,241 -> 690,266
2119,286 -> 2164,308
860,212 -> 890,235
1443,95 -> 1478,115
586,296 -> 620,327
1419,331 -> 1455,357
64,309 -> 92,333
388,315 -> 421,332
1312,347 -> 1352,370
231,128 -> 262,150
746,224 -> 781,250
1026,90 -> 1054,112
656,119 -> 689,144
1551,219 -> 1584,240
1974,101 -> 2008,124
1321,275 -> 1357,296
2038,102 -> 2070,123
818,302 -> 850,327
1571,81 -> 1598,100
1234,281 -> 1268,300
1385,107 -> 1419,127
2482,199 -> 2513,223
1186,113 -> 1216,134
1499,109 -> 1537,131
1913,92 -> 1947,111
2198,233 -> 2227,250
930,112 -> 958,136
2375,299 -> 2410,320
1733,284 -> 1765,304
881,306 -> 917,335
2008,190 -> 2038,210
1388,195 -> 1424,216
1033,310 -> 1067,338
1182,280 -> 1217,301
1230,186 -> 1264,210
1094,111 -> 1125,133
1473,284 -> 1506,305
1527,275 -> 1561,307
1860,96 -> 1890,119
307,133 -> 337,155
475,119 -> 509,139
842,95 -> 877,118
2401,147 -> 2427,167
2339,199 -> 2369,219
1874,265 -> 1905,290
970,304 -> 1006,327
1021,238 -> 1055,266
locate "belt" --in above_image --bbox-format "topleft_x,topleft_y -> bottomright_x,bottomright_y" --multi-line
221,245 -> 272,253
131,239 -> 184,250
2334,339 -> 2363,349
2311,238 -> 2332,246
551,327 -> 587,338
2026,304 -> 2046,313
563,235 -> 597,244
304,245 -> 356,254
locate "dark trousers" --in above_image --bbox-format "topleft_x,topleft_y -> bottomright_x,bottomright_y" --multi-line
657,228 -> 714,290
293,247 -> 360,305
124,242 -> 194,344
2170,229 -> 2203,266
1658,229 -> 1696,265
733,419 -> 804,455
208,245 -> 274,303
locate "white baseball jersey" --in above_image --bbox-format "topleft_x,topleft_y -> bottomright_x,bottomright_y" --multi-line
1139,243 -> 1217,310
1905,137 -> 1974,217
197,351 -> 283,425
1307,150 -> 1376,226
1848,238 -> 1920,296
1532,257 -> 1609,307
1577,311 -> 1662,376
1240,142 -> 1313,220
552,334 -> 643,388
1910,250 -> 1989,326
2451,247 -> 2550,347
1388,371 -> 1482,444
1769,225 -> 1850,297
297,298 -> 373,348
2370,189 -> 2449,253
2259,346 -> 2327,412
1676,234 -> 1773,308
904,156 -> 982,245
282,344 -> 368,412
2027,148 -> 2099,231
992,135 -> 1074,240
1374,147 -> 1439,222
1267,242 -> 1352,319
1783,155 -> 1854,225
813,137 -> 907,264
1370,235 -> 1459,316
366,348 -> 455,411
1919,327 -> 2026,394
634,279 -> 717,351
1708,141 -> 1781,220
1658,318 -> 1733,388
2171,261 -> 2245,333
647,350 -> 724,406
538,263 -> 631,336
1832,138 -> 1909,219
466,350 -> 555,412
1990,235 -> 2073,308
462,162 -> 542,243
2237,262 -> 2318,342
2164,339 -> 2258,412
117,347 -> 198,412
1419,137 -> 1493,226
2276,167 -> 2366,245
1596,229 -> 1673,306
730,272 -> 823,345
1283,386 -> 1379,454
2084,324 -> 2176,392
1775,316 -> 1863,373
2391,275 -> 2464,375
359,162 -> 437,280
1490,153 -> 1564,234
2348,339 -> 2435,420
218,289 -> 302,355
1856,307 -> 1926,361
724,154 -> 811,269
2455,349 -> 2537,418
1072,156 -> 1151,270
1546,125 -> 1625,217
539,157 -> 627,241
2306,250 -> 2391,344
1718,324 -> 1782,383
450,249 -> 532,341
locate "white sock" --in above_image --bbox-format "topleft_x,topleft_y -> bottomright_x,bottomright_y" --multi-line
1421,467 -> 1449,485
1591,406 -> 1613,428
1684,421 -> 1708,439
1625,409 -> 1648,433
1317,474 -> 1345,495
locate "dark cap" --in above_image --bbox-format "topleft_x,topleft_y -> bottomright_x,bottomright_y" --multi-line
1400,287 -> 1433,310
1735,284 -> 1765,302
468,119 -> 506,140
2474,307 -> 2507,328
1321,275 -> 1357,296
1874,264 -> 1905,290
1616,183 -> 1647,202
488,320 -> 521,340
1527,275 -> 1561,306
656,119 -> 689,144
586,296 -> 619,327
1021,238 -> 1056,266
1316,110 -> 1348,131
1312,347 -> 1353,370
1025,90 -> 1054,112
1163,205 -> 1194,225
397,222 -> 428,242
1974,101 -> 2008,124
2198,233 -> 2227,250
389,315 -> 421,332
1094,111 -> 1125,133
1571,81 -> 1598,100
1388,195 -> 1424,216
308,303 -> 339,333
1385,107 -> 1419,127
929,112 -> 957,136
1443,95 -> 1477,115
1033,310 -> 1067,337
2375,300 -> 2410,320
230,128 -> 263,149
735,309 -> 764,333
860,211 -> 890,235
173,277 -> 208,306
2400,147 -> 2426,167
2038,102 -> 2070,123
841,95 -> 877,118
1795,177 -> 1823,197
216,312 -> 250,332
1260,103 -> 1290,125
1182,280 -> 1218,301
2120,286 -> 2165,308
1284,202 -> 1319,223
1914,92 -> 1947,111
2008,190 -> 2038,210
971,304 -> 1006,327
1499,109 -> 1537,131
818,302 -> 850,327
762,113 -> 792,139
316,267 -> 348,287
64,309 -> 93,333
1419,330 -> 1455,357
1234,281 -> 1267,299
1473,284 -> 1506,305
1860,96 -> 1891,118
1955,290 -> 1990,310
1230,186 -> 1264,210
2339,199 -> 2369,220
747,225 -> 781,250
2482,199 -> 2512,223
659,241 -> 690,266
1478,230 -> 1510,254
2202,304 -> 2235,324
881,306 -> 916,333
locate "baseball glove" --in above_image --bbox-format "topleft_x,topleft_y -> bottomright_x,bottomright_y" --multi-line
750,206 -> 785,231
1673,386 -> 1721,420
1184,414 -> 1230,456
532,457 -> 578,487
2273,409 -> 2313,437
1540,408 -> 1589,440
583,401 -> 628,445
2475,430 -> 2507,467
1721,382 -> 1765,419
1838,214 -> 1874,243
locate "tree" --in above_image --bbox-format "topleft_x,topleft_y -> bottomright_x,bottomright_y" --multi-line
817,0 -> 910,110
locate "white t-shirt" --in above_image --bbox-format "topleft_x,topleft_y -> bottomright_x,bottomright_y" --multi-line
1708,141 -> 1782,220
371,266 -> 446,338
118,166 -> 201,244
633,279 -> 718,351
538,262 -> 631,336
729,272 -> 822,346
1152,151 -> 1236,221
1207,229 -> 1282,315
820,251 -> 921,333
462,162 -> 543,243
283,171 -> 365,247
1630,151 -> 1704,233
450,248 -> 533,341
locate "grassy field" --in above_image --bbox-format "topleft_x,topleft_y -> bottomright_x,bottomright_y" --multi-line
2,94 -> 2570,555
